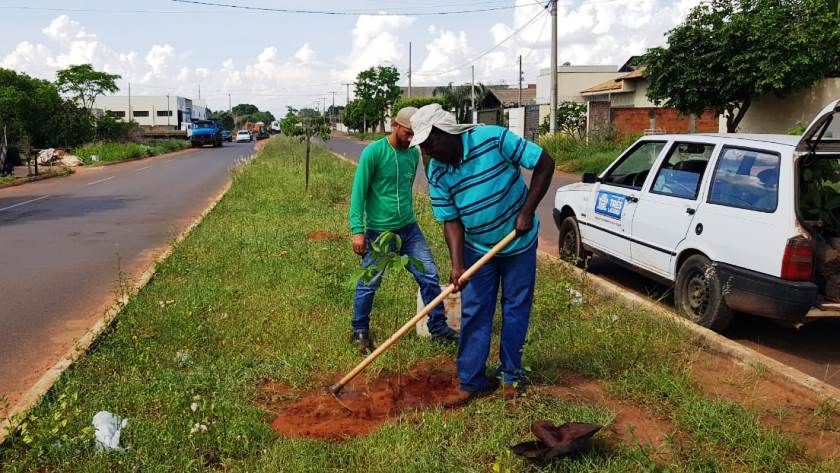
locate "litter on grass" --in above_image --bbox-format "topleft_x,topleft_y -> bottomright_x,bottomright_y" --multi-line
92,411 -> 128,452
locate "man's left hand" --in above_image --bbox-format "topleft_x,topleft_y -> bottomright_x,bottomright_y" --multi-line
515,211 -> 534,236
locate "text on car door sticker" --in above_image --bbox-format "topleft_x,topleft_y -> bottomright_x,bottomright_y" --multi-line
594,190 -> 626,220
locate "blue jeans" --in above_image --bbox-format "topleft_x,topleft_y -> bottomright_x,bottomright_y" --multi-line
352,223 -> 450,336
458,241 -> 537,391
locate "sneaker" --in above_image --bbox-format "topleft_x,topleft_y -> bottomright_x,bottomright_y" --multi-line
430,326 -> 459,343
350,331 -> 374,354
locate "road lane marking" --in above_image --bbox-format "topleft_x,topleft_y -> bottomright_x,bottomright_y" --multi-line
0,195 -> 51,212
136,165 -> 152,172
86,176 -> 115,186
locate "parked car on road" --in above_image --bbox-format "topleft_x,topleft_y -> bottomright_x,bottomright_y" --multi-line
221,130 -> 232,142
553,100 -> 840,331
235,130 -> 252,143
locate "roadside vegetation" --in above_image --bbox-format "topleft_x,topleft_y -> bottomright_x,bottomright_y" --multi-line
75,140 -> 189,165
1,136 -> 837,472
539,132 -> 639,175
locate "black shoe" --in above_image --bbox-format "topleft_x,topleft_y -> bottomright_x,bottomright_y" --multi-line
430,326 -> 459,343
350,331 -> 374,354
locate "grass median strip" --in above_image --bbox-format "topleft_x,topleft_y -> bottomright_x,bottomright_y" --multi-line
1,136 -> 837,472
75,140 -> 190,165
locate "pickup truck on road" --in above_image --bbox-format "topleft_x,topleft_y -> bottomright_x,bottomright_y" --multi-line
554,100 -> 840,331
190,120 -> 224,148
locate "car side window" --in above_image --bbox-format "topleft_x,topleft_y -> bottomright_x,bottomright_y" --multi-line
708,147 -> 781,212
650,142 -> 716,200
602,141 -> 666,190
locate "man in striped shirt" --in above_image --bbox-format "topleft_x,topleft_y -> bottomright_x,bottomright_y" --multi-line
410,104 -> 554,406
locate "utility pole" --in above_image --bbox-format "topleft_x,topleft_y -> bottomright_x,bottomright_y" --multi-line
408,41 -> 412,97
228,93 -> 231,114
549,0 -> 558,135
330,91 -> 337,127
322,96 -> 328,124
167,93 -> 171,126
128,82 -> 132,124
198,84 -> 201,102
343,82 -> 352,105
518,55 -> 523,107
471,65 -> 477,124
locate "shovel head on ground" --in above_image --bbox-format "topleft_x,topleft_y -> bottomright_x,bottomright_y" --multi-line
511,420 -> 602,460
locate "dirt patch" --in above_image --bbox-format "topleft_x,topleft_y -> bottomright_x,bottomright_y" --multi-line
542,369 -> 672,450
265,361 -> 458,441
306,230 -> 343,241
690,350 -> 840,459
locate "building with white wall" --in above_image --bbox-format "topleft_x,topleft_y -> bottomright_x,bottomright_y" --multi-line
536,65 -> 622,105
92,95 -> 197,129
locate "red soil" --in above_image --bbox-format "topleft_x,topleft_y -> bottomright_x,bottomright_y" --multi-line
267,361 -> 458,441
306,230 -> 343,241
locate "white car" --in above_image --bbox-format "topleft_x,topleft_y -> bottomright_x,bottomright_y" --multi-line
554,100 -> 840,331
235,130 -> 252,143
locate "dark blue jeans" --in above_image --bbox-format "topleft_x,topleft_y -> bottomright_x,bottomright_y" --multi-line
458,241 -> 537,391
352,223 -> 450,336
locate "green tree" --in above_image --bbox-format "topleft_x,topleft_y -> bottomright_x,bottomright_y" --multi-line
539,101 -> 587,139
644,0 -> 840,133
433,82 -> 489,124
391,96 -> 446,117
232,103 -> 259,116
354,65 -> 401,131
342,99 -> 366,131
55,64 -> 120,115
210,110 -> 235,130
283,107 -> 330,191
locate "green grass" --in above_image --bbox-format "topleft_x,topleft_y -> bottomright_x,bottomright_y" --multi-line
0,174 -> 15,184
75,140 -> 190,165
1,136 -> 835,472
350,132 -> 388,142
538,134 -> 640,175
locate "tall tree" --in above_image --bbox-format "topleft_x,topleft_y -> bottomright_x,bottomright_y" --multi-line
644,0 -> 840,133
55,64 -> 120,115
232,103 -> 259,116
354,65 -> 401,131
433,82 -> 489,124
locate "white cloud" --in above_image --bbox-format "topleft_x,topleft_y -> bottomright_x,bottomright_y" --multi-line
42,15 -> 95,42
145,45 -> 175,76
294,43 -> 315,63
335,12 -> 415,80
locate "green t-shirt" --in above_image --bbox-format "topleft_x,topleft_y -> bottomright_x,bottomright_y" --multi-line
349,137 -> 419,234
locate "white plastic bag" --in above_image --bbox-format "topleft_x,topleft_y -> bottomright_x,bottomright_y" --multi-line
92,411 -> 128,452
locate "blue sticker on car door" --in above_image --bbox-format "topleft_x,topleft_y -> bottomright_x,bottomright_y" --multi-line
594,191 -> 626,220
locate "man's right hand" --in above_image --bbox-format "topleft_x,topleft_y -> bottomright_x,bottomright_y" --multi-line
450,266 -> 468,292
352,233 -> 366,256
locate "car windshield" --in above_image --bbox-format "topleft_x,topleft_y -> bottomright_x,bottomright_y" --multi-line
238,131 -> 249,135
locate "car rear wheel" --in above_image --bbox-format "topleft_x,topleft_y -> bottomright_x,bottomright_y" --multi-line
675,254 -> 734,332
558,216 -> 589,268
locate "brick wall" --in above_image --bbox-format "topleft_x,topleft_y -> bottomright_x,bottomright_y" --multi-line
613,108 -> 651,135
695,109 -> 719,132
654,108 -> 690,133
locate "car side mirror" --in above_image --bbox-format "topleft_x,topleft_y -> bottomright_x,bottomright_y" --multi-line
582,172 -> 598,184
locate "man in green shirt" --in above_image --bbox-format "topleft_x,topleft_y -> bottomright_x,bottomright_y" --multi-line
348,107 -> 458,353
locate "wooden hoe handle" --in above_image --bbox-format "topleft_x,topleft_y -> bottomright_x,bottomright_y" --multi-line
329,230 -> 518,395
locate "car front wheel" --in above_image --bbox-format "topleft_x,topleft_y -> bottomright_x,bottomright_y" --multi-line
558,216 -> 589,268
675,254 -> 734,332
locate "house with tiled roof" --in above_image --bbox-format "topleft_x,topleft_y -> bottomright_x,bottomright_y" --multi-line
580,66 -> 719,137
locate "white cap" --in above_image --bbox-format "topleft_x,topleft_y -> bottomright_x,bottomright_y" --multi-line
409,103 -> 478,148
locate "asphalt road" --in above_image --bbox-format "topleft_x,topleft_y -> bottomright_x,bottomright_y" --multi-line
322,132 -> 840,389
0,142 -> 255,406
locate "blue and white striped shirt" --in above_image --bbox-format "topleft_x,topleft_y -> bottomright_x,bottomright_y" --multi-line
427,125 -> 543,256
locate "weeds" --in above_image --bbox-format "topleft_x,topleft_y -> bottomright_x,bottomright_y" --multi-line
75,140 -> 189,165
538,133 -> 640,174
1,136 -> 835,472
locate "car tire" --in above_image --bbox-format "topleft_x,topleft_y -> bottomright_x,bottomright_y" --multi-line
558,216 -> 589,268
675,254 -> 734,332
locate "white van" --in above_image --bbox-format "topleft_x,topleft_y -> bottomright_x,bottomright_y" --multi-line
553,101 -> 840,331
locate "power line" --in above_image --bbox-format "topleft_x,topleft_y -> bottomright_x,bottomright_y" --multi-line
169,0 -> 531,16
412,4 -> 549,77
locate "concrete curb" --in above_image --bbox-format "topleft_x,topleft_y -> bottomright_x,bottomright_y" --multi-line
0,169 -> 74,190
0,150 -> 254,443
538,252 -> 840,402
324,145 -> 840,402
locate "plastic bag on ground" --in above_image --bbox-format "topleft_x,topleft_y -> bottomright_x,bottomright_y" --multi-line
92,411 -> 128,452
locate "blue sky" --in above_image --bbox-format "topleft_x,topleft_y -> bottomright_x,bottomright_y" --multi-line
1,0 -> 701,116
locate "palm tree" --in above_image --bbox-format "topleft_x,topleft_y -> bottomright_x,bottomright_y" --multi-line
433,82 -> 490,124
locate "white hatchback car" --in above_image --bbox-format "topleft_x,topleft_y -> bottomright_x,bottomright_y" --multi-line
554,100 -> 840,331
235,130 -> 252,143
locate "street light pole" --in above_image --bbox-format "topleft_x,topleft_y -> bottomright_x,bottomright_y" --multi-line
471,65 -> 476,124
408,41 -> 412,97
549,0 -> 558,135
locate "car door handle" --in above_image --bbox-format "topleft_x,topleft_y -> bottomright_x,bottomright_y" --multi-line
625,196 -> 639,203
686,208 -> 696,215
